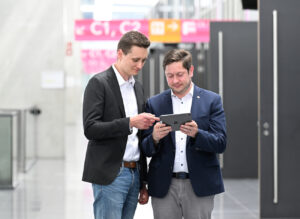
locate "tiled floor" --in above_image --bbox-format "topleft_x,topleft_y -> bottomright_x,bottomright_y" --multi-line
0,122 -> 259,219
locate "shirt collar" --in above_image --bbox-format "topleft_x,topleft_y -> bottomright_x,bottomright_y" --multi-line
171,83 -> 194,99
112,64 -> 135,87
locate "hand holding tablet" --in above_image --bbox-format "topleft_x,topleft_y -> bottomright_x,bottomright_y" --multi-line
153,113 -> 197,142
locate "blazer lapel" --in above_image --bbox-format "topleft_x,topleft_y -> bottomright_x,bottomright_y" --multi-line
190,86 -> 202,117
134,83 -> 144,114
187,86 -> 202,144
163,90 -> 173,115
107,67 -> 126,117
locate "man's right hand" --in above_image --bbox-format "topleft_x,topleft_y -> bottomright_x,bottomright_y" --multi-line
130,113 -> 159,130
152,122 -> 172,143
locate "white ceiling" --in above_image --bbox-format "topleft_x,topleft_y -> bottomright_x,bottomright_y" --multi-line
80,0 -> 159,19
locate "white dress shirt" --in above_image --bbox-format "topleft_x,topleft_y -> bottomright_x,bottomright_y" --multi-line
113,65 -> 140,161
171,83 -> 194,173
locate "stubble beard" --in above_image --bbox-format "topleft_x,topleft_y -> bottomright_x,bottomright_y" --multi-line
172,79 -> 192,97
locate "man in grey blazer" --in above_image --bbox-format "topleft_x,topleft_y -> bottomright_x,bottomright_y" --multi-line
82,31 -> 158,219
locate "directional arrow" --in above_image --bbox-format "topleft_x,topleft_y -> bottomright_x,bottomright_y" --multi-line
167,21 -> 179,31
75,26 -> 85,35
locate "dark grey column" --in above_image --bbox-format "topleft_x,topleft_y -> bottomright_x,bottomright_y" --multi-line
210,22 -> 258,178
259,0 -> 300,218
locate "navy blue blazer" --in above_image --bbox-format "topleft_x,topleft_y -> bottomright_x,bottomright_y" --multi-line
142,85 -> 226,198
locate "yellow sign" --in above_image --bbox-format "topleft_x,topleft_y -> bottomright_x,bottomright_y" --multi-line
149,19 -> 181,43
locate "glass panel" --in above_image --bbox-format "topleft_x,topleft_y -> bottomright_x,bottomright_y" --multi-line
0,116 -> 12,186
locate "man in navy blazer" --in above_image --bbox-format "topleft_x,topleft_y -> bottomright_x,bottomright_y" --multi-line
142,49 -> 226,219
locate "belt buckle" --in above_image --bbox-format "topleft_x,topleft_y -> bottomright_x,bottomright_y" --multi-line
123,161 -> 137,169
129,162 -> 135,168
175,172 -> 188,179
177,172 -> 184,178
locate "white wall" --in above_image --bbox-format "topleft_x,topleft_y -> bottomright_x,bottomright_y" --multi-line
0,0 -> 66,158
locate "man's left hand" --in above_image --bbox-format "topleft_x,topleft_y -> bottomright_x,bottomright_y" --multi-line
180,120 -> 198,138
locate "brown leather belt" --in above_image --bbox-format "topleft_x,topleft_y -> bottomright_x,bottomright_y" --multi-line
122,161 -> 137,169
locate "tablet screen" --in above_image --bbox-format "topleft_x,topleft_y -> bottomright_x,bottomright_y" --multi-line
159,113 -> 192,131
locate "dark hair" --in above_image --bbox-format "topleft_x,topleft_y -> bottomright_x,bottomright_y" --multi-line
117,31 -> 150,55
163,49 -> 192,71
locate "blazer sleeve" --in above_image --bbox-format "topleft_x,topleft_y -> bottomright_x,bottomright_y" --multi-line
83,76 -> 131,141
191,94 -> 227,154
138,148 -> 148,188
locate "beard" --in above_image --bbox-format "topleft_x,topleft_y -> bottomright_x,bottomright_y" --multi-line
172,79 -> 192,96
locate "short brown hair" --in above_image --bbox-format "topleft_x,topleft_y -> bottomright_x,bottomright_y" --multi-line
117,31 -> 150,55
163,49 -> 192,71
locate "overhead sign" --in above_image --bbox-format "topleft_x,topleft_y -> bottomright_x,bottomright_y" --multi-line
75,19 -> 210,43
181,20 -> 210,42
149,19 -> 181,43
75,20 -> 148,41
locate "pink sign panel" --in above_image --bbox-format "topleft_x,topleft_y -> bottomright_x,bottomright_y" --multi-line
81,49 -> 116,74
75,20 -> 149,41
181,20 -> 210,42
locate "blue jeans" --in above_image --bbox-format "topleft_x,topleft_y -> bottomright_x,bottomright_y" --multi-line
92,167 -> 140,219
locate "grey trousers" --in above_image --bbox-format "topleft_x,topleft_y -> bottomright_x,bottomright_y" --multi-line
151,178 -> 214,219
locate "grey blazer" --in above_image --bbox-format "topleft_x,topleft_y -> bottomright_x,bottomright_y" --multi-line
82,66 -> 147,186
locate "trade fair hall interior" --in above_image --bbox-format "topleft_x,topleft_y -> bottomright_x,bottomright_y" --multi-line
1,0 -> 299,218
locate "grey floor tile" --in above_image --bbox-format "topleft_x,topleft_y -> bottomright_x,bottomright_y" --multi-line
0,123 -> 260,219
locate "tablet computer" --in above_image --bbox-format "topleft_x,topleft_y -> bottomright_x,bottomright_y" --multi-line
159,113 -> 192,131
